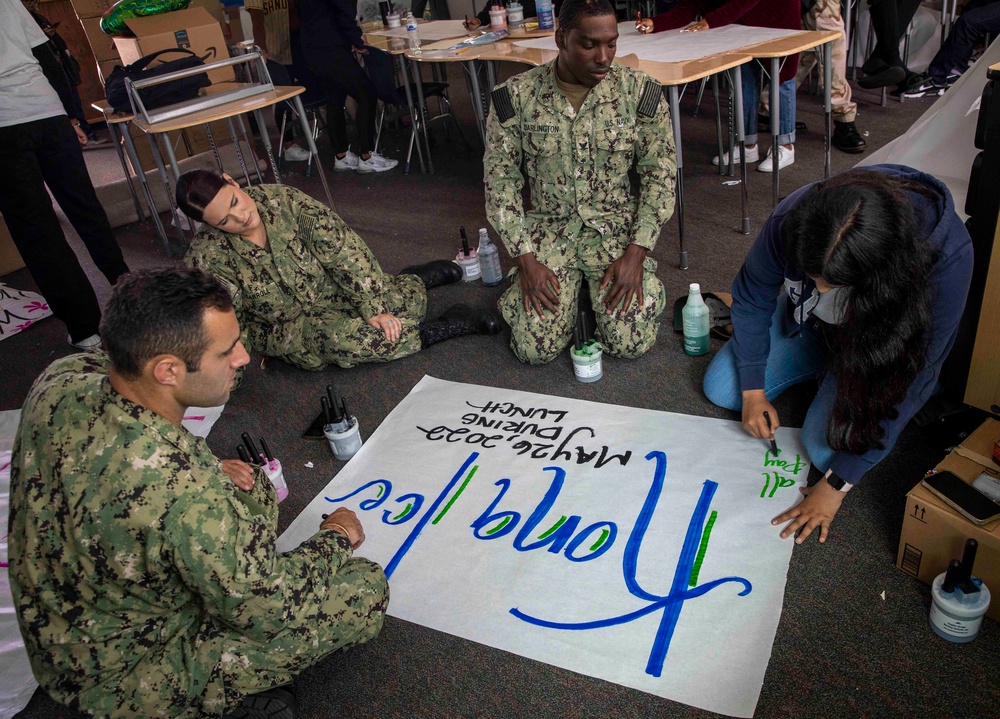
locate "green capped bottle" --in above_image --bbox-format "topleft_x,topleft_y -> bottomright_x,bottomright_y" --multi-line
682,282 -> 710,356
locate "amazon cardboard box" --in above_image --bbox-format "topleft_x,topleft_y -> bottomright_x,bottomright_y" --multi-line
0,215 -> 25,276
112,7 -> 234,84
80,16 -> 120,62
897,418 -> 1000,621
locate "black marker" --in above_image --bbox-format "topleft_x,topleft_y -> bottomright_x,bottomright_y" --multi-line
241,432 -> 263,464
460,226 -> 471,257
326,384 -> 337,413
763,411 -> 780,456
340,397 -> 352,429
236,444 -> 252,464
321,396 -> 333,427
260,437 -> 274,462
942,558 -> 962,593
573,323 -> 583,351
959,538 -> 980,594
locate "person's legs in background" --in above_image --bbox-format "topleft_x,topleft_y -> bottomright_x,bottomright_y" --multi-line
798,0 -> 866,153
0,118 -> 112,347
860,0 -> 923,89
714,60 -> 762,165
312,47 -> 397,174
920,0 -> 1000,91
758,77 -> 796,172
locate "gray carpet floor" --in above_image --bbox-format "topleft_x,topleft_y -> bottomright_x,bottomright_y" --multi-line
3,61 -> 998,719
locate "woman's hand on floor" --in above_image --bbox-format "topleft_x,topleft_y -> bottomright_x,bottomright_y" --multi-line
369,313 -> 402,342
772,479 -> 846,544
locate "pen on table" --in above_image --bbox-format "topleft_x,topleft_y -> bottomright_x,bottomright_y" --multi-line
763,411 -> 780,456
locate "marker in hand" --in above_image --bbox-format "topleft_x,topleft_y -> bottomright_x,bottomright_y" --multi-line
763,411 -> 780,456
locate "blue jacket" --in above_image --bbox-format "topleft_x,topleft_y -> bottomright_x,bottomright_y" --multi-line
729,164 -> 974,485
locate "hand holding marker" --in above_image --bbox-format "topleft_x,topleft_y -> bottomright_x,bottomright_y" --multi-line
763,411 -> 780,456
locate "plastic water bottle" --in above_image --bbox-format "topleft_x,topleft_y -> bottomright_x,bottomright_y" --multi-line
423,6 -> 432,21
478,227 -> 503,286
536,0 -> 554,29
682,283 -> 710,356
406,12 -> 421,52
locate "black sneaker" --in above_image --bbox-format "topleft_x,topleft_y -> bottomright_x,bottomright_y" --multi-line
901,75 -> 948,99
858,64 -> 906,89
224,686 -> 297,719
832,121 -> 866,153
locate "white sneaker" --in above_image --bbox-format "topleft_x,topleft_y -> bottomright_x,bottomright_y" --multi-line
334,150 -> 360,172
357,152 -> 399,174
712,144 -> 759,166
757,145 -> 795,172
68,333 -> 102,350
283,144 -> 311,161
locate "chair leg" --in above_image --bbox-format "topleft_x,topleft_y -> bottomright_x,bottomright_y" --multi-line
693,77 -> 707,117
374,105 -> 386,155
277,113 -> 287,169
306,110 -> 319,178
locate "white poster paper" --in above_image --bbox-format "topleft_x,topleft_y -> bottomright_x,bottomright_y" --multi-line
514,22 -> 803,64
0,285 -> 52,343
278,377 -> 810,717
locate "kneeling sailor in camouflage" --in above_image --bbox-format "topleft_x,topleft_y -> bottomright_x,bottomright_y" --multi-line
485,0 -> 676,364
179,170 -> 501,372
8,268 -> 387,718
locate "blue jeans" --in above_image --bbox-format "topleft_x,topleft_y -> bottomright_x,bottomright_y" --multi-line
742,62 -> 797,146
703,296 -> 835,472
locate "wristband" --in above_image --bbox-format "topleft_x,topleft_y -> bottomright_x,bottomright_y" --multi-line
825,471 -> 853,493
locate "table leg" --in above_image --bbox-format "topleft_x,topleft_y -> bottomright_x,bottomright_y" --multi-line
668,86 -> 687,270
204,122 -> 225,172
235,114 -> 265,181
146,133 -> 187,252
252,108 -> 282,184
291,95 -> 336,212
397,55 -> 427,174
712,73 -> 724,177
731,65 -> 749,235
466,59 -> 487,147
104,118 -> 145,222
769,57 -> 780,206
823,40 -> 833,179
120,124 -> 169,250
226,117 -> 253,186
410,58 -> 435,174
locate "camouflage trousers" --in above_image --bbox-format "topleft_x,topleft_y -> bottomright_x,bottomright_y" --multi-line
215,557 -> 388,712
263,273 -> 427,370
499,228 -> 666,365
797,0 -> 857,122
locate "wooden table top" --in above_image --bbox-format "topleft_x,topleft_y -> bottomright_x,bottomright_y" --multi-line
128,84 -> 305,134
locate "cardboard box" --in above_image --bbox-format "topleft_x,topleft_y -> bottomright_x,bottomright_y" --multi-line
112,7 -> 235,85
80,16 -> 120,62
70,0 -> 115,19
126,125 -> 190,170
897,418 -> 1000,621
183,119 -> 234,156
0,215 -> 26,276
98,58 -> 122,84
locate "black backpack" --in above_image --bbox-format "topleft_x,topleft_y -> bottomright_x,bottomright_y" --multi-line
105,48 -> 211,115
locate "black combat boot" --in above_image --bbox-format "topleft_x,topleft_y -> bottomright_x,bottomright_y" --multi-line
225,685 -> 296,719
418,304 -> 502,348
400,260 -> 463,289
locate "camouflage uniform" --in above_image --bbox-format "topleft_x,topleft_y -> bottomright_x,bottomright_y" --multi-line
186,184 -> 426,371
8,353 -> 388,718
484,61 -> 675,364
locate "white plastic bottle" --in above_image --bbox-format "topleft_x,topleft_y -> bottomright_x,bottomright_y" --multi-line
682,282 -> 710,356
477,227 -> 503,286
406,12 -> 421,52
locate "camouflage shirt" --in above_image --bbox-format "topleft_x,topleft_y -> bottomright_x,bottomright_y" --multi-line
185,185 -> 402,362
484,61 -> 676,260
8,353 -> 354,717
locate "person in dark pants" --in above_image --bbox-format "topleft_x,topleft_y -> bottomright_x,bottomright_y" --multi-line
0,1 -> 129,348
905,0 -> 1000,97
859,0 -> 923,89
299,0 -> 398,173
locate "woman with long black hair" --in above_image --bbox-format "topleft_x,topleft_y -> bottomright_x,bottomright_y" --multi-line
703,165 -> 973,543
